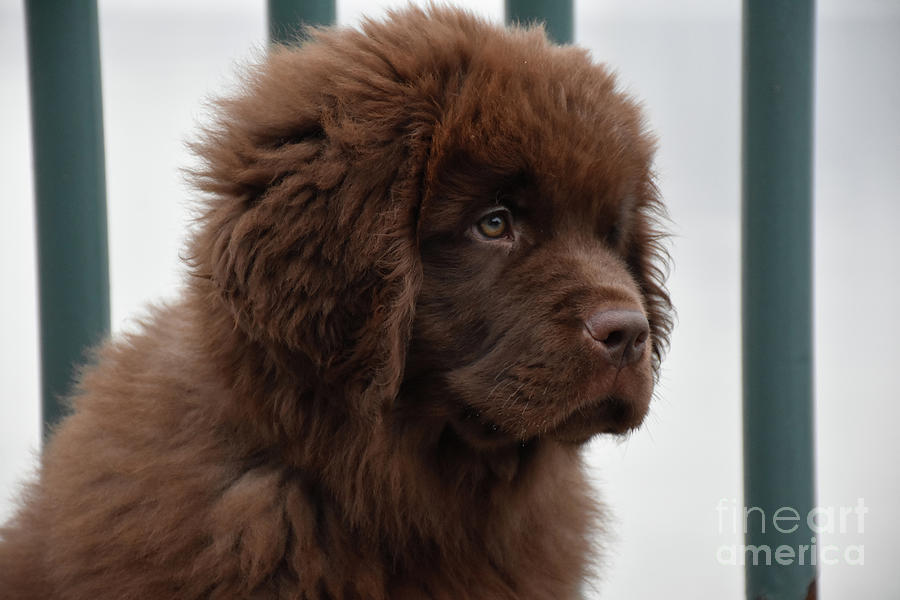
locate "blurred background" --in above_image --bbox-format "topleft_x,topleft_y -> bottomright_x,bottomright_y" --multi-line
1,0 -> 897,597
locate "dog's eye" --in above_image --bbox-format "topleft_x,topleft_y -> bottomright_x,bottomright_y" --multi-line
476,211 -> 512,239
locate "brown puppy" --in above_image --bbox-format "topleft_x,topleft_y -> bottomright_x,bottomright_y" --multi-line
0,7 -> 672,599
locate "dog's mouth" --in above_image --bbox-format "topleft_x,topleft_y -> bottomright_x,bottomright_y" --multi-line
548,396 -> 648,443
451,394 -> 647,449
450,405 -> 521,450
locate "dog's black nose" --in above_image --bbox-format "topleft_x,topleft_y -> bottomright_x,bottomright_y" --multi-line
585,309 -> 650,367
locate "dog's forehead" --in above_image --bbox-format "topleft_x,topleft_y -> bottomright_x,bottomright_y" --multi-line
427,105 -> 650,234
438,53 -> 650,206
417,25 -> 656,239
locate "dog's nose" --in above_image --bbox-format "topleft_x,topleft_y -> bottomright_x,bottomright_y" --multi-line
585,309 -> 650,367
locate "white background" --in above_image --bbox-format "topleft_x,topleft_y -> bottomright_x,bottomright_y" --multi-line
1,1 -> 898,597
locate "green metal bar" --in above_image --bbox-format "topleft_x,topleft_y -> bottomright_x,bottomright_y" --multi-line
25,0 -> 110,437
505,0 -> 573,44
742,1 -> 817,599
268,0 -> 336,45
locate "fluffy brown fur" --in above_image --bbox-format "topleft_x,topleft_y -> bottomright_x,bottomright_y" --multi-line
0,7 -> 672,599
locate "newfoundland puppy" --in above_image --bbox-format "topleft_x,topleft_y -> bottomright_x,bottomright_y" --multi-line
0,7 -> 671,599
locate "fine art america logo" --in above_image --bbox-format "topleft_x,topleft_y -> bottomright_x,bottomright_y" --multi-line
715,498 -> 867,566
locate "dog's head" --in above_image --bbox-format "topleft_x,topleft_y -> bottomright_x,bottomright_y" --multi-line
189,7 -> 672,444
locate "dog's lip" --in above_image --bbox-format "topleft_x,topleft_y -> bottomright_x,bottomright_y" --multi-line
450,403 -> 549,451
450,392 -> 648,449
450,405 -> 518,449
549,395 -> 648,443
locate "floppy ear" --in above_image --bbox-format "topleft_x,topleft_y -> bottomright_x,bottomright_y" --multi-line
188,42 -> 436,416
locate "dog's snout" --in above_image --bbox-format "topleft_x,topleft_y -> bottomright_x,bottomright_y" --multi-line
585,309 -> 650,367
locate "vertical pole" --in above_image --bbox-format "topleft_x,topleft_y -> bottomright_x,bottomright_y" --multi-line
25,0 -> 111,437
505,0 -> 573,44
742,1 -> 817,599
268,0 -> 336,45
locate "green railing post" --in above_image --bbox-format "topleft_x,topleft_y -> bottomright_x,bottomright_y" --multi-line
267,0 -> 336,45
742,1 -> 817,598
25,0 -> 110,437
505,0 -> 573,44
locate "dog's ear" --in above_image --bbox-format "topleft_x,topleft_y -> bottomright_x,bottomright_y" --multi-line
628,175 -> 674,378
188,41 -> 437,416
